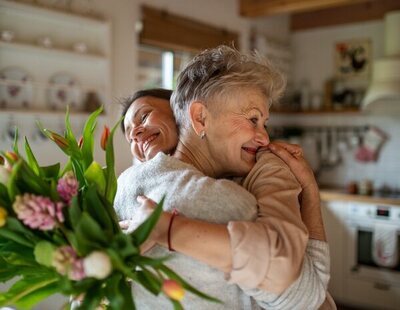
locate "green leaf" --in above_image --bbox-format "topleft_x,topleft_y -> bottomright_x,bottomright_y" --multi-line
12,126 -> 19,155
104,273 -> 125,310
0,241 -> 35,264
104,117 -> 123,205
14,281 -> 62,309
135,255 -> 169,267
75,212 -> 107,251
81,106 -> 103,170
24,137 -> 40,176
59,159 -> 72,178
71,158 -> 87,189
111,233 -> 139,259
171,300 -> 184,310
34,241 -> 55,267
78,283 -> 103,310
0,183 -> 11,213
67,195 -> 82,230
84,161 -> 106,195
0,273 -> 58,308
0,228 -> 34,248
41,163 -> 61,179
130,197 -> 164,246
0,264 -> 19,282
64,107 -> 82,161
7,160 -> 22,201
135,268 -> 161,295
4,217 -> 40,245
118,278 -> 136,310
83,185 -> 113,234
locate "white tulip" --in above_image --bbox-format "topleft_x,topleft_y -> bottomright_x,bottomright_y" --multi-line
0,166 -> 10,185
83,251 -> 112,279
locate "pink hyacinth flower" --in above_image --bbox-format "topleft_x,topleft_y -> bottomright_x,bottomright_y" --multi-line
13,194 -> 64,230
57,172 -> 78,204
52,246 -> 85,281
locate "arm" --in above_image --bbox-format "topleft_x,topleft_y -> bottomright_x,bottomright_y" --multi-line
268,141 -> 326,241
227,151 -> 309,294
127,152 -> 309,293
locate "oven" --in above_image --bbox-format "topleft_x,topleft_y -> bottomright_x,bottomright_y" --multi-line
344,202 -> 400,309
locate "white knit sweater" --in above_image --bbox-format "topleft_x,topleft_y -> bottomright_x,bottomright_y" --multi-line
114,153 -> 330,309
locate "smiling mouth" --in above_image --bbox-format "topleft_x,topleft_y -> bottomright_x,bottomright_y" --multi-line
143,133 -> 159,152
242,147 -> 258,155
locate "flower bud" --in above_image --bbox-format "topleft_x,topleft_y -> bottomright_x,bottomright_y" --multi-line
83,251 -> 112,279
48,131 -> 69,150
52,246 -> 85,281
0,207 -> 8,227
100,126 -> 110,151
0,166 -> 10,185
162,279 -> 185,301
78,136 -> 83,148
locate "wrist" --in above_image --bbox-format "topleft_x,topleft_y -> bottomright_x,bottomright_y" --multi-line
153,211 -> 172,246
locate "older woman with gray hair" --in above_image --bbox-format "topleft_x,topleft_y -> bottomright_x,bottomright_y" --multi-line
115,45 -> 332,309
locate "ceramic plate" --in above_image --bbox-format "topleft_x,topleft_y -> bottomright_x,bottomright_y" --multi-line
47,73 -> 82,111
0,67 -> 33,109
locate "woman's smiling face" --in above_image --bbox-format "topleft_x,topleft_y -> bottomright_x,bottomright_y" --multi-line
205,88 -> 270,177
124,96 -> 179,162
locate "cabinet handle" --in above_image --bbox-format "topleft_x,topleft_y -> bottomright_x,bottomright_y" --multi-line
374,282 -> 390,291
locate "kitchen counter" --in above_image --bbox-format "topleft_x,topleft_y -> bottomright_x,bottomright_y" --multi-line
320,188 -> 400,206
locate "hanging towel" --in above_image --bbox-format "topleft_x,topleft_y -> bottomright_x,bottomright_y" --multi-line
372,223 -> 399,268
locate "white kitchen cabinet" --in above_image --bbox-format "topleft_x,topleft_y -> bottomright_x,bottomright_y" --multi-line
0,0 -> 111,115
321,200 -> 348,302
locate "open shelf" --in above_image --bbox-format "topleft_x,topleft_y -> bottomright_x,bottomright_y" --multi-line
0,0 -> 108,27
0,40 -> 107,63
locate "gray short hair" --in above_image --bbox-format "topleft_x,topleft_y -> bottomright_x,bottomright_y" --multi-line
171,45 -> 286,130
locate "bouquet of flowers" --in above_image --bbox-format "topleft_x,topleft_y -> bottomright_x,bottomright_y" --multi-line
0,108 -> 216,309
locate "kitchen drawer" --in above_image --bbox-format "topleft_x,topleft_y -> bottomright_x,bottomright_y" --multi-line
344,277 -> 399,310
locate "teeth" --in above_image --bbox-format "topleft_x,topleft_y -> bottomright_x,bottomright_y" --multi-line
143,134 -> 158,151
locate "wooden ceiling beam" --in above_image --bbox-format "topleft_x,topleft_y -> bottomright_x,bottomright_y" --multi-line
291,0 -> 400,31
240,0 -> 372,17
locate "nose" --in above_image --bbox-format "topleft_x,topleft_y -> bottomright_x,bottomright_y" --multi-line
132,125 -> 145,142
255,127 -> 269,146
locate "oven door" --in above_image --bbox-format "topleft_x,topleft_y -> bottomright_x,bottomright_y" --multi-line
346,221 -> 400,285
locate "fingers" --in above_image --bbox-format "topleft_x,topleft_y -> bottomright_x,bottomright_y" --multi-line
119,220 -> 130,229
270,141 -> 303,157
268,142 -> 298,164
137,195 -> 157,209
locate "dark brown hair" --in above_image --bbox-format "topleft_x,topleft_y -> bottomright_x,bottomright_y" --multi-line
120,88 -> 173,134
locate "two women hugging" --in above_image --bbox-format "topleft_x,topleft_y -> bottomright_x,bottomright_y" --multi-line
115,45 -> 335,310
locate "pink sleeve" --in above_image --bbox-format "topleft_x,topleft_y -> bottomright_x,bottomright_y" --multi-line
226,151 -> 309,294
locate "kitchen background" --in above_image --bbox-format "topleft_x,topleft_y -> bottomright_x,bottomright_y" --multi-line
1,0 -> 400,309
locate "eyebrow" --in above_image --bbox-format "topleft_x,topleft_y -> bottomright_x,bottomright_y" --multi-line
132,105 -> 148,121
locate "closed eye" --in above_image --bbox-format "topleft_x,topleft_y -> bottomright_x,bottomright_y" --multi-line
250,117 -> 258,125
141,112 -> 149,123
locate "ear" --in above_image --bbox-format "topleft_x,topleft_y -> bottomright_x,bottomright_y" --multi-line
189,101 -> 207,136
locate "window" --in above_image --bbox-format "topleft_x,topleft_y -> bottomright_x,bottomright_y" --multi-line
137,45 -> 194,90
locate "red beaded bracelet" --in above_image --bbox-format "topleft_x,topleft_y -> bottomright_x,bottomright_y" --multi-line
168,209 -> 179,252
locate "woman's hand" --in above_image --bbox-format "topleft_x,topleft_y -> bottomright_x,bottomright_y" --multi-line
119,195 -> 161,253
267,141 -> 317,191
